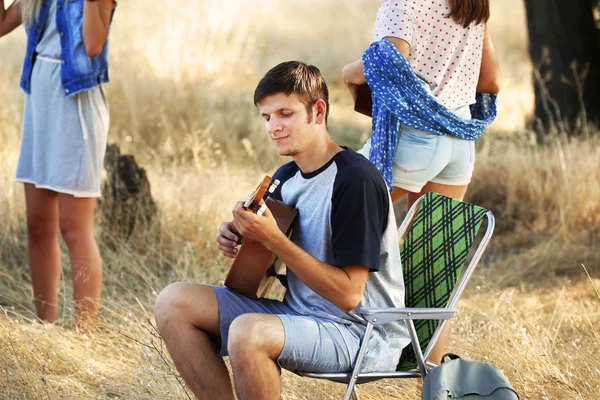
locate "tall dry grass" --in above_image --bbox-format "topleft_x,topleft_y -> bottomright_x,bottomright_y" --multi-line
1,0 -> 599,399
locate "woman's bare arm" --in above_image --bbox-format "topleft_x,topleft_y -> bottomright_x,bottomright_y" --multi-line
342,37 -> 411,101
82,0 -> 115,57
0,0 -> 22,38
476,26 -> 501,94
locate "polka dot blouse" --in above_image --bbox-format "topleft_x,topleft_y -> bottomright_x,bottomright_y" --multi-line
372,0 -> 485,110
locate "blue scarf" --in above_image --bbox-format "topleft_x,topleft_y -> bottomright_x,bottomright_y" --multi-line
362,39 -> 497,189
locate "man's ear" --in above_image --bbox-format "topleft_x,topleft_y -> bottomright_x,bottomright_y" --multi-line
314,99 -> 327,125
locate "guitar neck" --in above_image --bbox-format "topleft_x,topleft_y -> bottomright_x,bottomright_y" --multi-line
245,176 -> 280,213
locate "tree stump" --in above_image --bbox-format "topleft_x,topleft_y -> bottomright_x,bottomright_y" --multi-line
98,144 -> 158,240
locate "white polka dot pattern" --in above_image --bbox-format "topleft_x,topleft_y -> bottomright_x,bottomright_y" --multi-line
372,0 -> 485,110
362,39 -> 497,190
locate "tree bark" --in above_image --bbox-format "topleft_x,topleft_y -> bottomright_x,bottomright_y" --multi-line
98,144 -> 158,241
524,0 -> 600,136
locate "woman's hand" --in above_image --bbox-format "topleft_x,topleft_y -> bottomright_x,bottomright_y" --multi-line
342,59 -> 366,86
0,0 -> 22,38
342,60 -> 366,102
345,81 -> 359,103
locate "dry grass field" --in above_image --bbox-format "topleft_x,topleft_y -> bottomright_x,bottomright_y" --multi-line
1,0 -> 599,399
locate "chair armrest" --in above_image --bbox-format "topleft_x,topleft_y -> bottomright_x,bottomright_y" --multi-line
359,307 -> 458,325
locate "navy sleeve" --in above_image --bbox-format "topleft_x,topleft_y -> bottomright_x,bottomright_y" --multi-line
265,161 -> 298,202
330,160 -> 389,272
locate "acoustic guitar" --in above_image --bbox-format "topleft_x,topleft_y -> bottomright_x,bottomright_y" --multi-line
224,176 -> 298,298
354,83 -> 373,117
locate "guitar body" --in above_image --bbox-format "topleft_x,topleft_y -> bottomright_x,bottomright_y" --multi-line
354,83 -> 372,117
224,197 -> 298,299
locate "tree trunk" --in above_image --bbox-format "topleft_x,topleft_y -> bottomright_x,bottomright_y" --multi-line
524,0 -> 600,137
98,144 -> 158,241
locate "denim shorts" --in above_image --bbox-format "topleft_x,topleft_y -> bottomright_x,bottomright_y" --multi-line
358,124 -> 475,193
211,286 -> 363,373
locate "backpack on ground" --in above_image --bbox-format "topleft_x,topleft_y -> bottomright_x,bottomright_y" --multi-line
422,353 -> 520,400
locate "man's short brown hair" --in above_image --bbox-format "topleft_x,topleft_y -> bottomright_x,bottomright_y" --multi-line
254,61 -> 330,123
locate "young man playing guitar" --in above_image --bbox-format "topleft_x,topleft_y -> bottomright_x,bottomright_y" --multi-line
154,61 -> 410,400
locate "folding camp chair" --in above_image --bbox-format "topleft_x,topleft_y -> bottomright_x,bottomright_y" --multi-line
295,192 -> 495,400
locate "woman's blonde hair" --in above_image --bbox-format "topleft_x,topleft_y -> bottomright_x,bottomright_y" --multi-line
19,0 -> 42,27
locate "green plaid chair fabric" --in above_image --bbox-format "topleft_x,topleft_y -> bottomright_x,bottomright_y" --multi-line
296,193 -> 494,400
396,192 -> 487,371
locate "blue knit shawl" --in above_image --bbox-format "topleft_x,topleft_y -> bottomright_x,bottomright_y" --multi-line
362,39 -> 497,189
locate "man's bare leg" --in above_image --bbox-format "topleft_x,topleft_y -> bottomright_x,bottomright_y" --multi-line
227,314 -> 285,400
155,283 -> 234,400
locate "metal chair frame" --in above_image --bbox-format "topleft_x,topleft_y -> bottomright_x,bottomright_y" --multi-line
296,194 -> 496,400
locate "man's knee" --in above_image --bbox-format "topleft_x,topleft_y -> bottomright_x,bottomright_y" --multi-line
228,315 -> 260,361
155,282 -> 189,331
154,283 -> 219,335
228,314 -> 282,362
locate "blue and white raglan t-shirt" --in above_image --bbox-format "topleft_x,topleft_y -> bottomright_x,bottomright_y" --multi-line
270,148 -> 410,372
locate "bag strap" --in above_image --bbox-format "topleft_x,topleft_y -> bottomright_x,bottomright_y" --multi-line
440,353 -> 461,364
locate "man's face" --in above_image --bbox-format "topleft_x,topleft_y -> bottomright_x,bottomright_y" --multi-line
258,92 -> 316,157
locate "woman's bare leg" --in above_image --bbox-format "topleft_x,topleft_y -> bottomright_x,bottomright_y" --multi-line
24,184 -> 61,322
408,181 -> 468,363
391,186 -> 409,203
58,194 -> 102,332
407,182 -> 468,209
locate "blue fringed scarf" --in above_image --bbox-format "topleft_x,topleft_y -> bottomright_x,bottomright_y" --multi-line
362,39 -> 497,189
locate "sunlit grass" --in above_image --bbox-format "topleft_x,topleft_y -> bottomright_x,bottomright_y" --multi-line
0,0 -> 598,399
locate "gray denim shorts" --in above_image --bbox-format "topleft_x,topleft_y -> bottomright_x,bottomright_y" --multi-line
211,285 -> 363,373
358,123 -> 475,193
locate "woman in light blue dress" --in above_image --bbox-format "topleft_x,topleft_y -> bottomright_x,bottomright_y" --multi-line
0,0 -> 117,331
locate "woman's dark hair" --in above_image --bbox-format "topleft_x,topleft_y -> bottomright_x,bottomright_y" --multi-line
448,0 -> 490,28
254,61 -> 330,123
